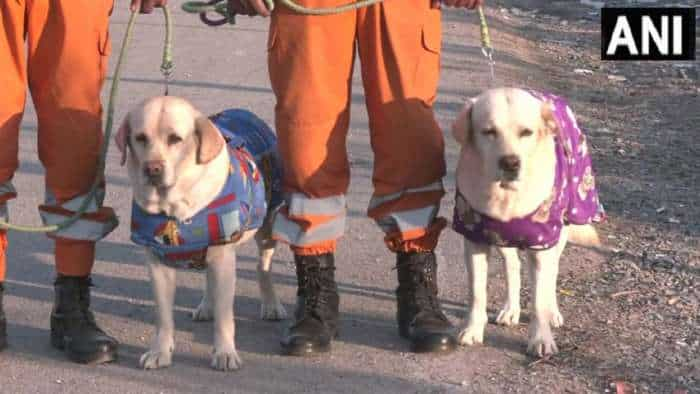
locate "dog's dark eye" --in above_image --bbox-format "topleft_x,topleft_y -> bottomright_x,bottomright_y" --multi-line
520,129 -> 534,138
168,134 -> 183,145
482,128 -> 497,137
134,134 -> 148,145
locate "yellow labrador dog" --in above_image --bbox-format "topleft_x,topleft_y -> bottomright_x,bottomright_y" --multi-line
116,96 -> 287,370
450,88 -> 604,357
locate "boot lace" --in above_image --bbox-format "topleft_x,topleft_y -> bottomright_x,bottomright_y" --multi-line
76,279 -> 102,331
398,259 -> 449,323
300,265 -> 332,319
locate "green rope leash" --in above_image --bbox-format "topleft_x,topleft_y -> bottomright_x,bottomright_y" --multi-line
181,0 -> 495,79
161,5 -> 175,92
0,7 -> 174,233
182,0 -> 385,19
280,0 -> 383,14
477,5 -> 491,52
476,5 -> 495,85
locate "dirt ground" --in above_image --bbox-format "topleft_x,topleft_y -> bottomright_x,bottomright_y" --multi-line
461,1 -> 699,392
0,1 -> 697,393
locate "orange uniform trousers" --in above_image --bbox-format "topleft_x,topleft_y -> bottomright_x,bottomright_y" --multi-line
268,0 -> 447,255
0,0 -> 117,280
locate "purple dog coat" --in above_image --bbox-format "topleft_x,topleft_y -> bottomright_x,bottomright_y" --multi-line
452,90 -> 605,250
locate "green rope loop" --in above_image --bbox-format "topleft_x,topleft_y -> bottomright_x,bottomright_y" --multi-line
278,0 -> 382,14
181,0 -> 389,18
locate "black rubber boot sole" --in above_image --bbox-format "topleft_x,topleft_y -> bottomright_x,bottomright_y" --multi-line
280,340 -> 332,357
280,329 -> 338,357
51,330 -> 117,365
409,334 -> 457,354
399,325 -> 458,354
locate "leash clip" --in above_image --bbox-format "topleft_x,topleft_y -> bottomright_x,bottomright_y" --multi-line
481,46 -> 496,86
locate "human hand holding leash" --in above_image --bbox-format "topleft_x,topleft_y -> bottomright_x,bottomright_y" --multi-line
227,0 -> 271,17
130,0 -> 168,14
431,0 -> 483,9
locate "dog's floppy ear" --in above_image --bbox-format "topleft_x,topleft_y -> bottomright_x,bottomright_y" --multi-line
540,100 -> 558,136
115,114 -> 131,166
195,116 -> 225,164
452,98 -> 476,146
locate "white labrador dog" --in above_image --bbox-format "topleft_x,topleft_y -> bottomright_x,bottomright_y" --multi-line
116,96 -> 287,371
450,88 -> 604,357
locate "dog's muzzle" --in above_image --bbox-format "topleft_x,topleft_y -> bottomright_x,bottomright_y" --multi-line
144,160 -> 165,186
498,155 -> 521,182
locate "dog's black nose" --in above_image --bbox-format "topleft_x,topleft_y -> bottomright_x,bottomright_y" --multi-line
144,160 -> 164,179
498,155 -> 521,173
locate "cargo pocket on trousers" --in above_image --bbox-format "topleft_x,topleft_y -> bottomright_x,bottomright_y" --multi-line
98,29 -> 112,80
267,22 -> 278,52
415,18 -> 442,106
421,18 -> 441,55
267,19 -> 284,92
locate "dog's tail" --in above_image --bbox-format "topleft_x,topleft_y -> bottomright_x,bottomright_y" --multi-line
567,224 -> 602,248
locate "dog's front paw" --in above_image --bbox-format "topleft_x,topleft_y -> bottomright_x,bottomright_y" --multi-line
550,307 -> 564,328
192,300 -> 214,322
140,349 -> 173,370
211,348 -> 242,371
496,304 -> 521,326
458,324 -> 486,346
527,326 -> 558,357
260,299 -> 287,321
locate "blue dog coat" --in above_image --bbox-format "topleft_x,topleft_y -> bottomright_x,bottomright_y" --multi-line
130,109 -> 283,269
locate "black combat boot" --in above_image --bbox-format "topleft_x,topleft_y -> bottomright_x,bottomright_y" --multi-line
281,253 -> 339,356
396,251 -> 457,354
50,275 -> 118,364
0,282 -> 6,351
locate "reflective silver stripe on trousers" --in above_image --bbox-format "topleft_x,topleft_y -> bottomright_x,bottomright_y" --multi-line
0,181 -> 16,198
41,187 -> 115,240
286,193 -> 346,217
272,211 -> 346,246
38,211 -> 118,241
0,181 -> 11,223
44,187 -> 105,213
368,181 -> 444,211
376,205 -> 439,235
